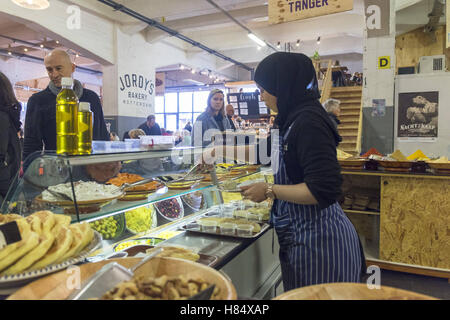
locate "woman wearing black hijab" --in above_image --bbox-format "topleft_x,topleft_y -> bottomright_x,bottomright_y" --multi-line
0,72 -> 22,203
240,52 -> 364,291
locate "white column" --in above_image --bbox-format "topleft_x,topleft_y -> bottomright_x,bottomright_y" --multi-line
361,0 -> 396,154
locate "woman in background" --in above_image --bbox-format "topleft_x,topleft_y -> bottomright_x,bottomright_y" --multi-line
192,89 -> 231,147
0,72 -> 22,203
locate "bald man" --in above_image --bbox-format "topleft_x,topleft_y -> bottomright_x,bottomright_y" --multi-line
23,49 -> 109,160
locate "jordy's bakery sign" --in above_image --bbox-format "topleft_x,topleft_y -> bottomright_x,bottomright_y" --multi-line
269,0 -> 353,24
119,73 -> 155,108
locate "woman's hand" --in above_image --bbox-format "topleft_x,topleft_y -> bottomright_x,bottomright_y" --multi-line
240,182 -> 268,203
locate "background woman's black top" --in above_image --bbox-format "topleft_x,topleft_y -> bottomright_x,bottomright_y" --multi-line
0,103 -> 22,199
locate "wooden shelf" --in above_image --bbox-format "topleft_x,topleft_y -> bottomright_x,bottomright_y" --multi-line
341,170 -> 450,180
366,258 -> 450,280
344,209 -> 380,216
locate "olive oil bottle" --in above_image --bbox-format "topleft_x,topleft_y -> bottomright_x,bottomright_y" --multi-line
56,77 -> 78,154
77,102 -> 93,155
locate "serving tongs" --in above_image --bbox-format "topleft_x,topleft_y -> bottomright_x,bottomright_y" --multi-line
155,164 -> 204,185
67,247 -> 163,300
116,177 -> 156,193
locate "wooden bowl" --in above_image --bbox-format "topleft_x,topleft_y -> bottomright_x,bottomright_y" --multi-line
273,283 -> 437,300
377,160 -> 413,172
339,159 -> 366,170
7,257 -> 237,300
427,162 -> 450,174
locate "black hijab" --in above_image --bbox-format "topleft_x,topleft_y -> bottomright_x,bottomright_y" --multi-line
254,52 -> 325,132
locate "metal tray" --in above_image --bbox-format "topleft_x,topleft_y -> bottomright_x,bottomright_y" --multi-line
180,221 -> 270,239
120,245 -> 218,268
0,231 -> 103,295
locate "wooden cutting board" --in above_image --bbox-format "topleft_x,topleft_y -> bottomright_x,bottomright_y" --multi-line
8,257 -> 236,300
273,283 -> 437,300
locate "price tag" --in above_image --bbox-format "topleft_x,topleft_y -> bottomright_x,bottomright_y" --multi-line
0,221 -> 22,249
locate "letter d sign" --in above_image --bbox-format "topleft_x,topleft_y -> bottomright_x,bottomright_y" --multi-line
378,56 -> 390,69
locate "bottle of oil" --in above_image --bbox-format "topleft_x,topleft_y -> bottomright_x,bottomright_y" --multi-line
77,102 -> 93,155
56,77 -> 78,155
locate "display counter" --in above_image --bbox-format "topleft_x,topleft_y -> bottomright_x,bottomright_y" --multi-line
340,170 -> 450,280
0,147 -> 281,298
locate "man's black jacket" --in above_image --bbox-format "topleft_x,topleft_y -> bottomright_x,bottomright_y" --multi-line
23,86 -> 109,161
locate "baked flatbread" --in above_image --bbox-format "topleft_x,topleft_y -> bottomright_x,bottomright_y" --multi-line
30,226 -> 73,270
146,246 -> 200,262
26,215 -> 43,235
56,224 -> 86,263
52,214 -> 71,234
0,219 -> 31,261
2,232 -> 55,275
29,210 -> 56,233
73,222 -> 94,255
0,214 -> 23,224
0,231 -> 39,272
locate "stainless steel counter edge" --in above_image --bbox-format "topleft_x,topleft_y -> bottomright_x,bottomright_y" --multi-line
95,207 -> 273,271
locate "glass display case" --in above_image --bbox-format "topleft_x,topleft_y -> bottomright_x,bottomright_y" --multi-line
1,146 -> 271,251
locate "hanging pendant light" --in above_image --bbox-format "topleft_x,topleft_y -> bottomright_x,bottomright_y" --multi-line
11,0 -> 50,10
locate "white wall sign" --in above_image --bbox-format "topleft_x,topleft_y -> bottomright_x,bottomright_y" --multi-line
118,73 -> 154,109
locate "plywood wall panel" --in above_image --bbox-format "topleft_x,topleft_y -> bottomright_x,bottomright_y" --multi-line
380,176 -> 450,269
395,26 -> 450,71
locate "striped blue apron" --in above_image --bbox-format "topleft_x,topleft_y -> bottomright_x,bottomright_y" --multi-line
270,128 -> 363,291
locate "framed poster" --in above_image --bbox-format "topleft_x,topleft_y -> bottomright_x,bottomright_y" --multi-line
397,91 -> 438,138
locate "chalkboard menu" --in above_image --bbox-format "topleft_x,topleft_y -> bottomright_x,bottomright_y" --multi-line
227,92 -> 268,118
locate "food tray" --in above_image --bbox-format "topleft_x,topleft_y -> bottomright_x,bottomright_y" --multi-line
113,237 -> 166,252
0,231 -> 103,295
180,221 -> 270,239
338,159 -> 367,170
377,160 -> 413,172
119,183 -> 165,201
181,192 -> 205,211
427,162 -> 450,174
35,193 -> 123,214
218,187 -> 242,193
120,245 -> 218,268
154,197 -> 184,221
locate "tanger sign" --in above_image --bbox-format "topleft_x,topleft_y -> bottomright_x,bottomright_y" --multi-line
268,0 -> 353,25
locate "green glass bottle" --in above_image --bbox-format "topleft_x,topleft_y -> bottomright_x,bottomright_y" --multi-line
77,102 -> 93,155
56,77 -> 79,155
